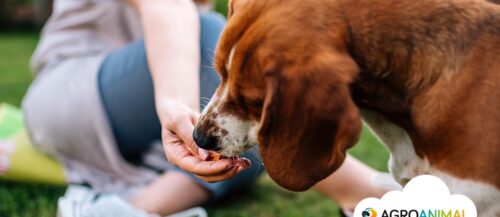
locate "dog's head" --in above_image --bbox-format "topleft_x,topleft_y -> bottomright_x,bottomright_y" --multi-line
194,0 -> 362,191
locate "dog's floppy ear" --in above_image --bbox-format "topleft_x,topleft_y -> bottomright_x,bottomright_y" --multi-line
258,51 -> 362,191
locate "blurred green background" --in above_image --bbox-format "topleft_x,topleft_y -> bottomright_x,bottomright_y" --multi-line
0,0 -> 389,216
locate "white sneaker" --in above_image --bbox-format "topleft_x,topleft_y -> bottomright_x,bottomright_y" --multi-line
58,185 -> 208,217
166,207 -> 207,217
83,196 -> 208,217
82,195 -> 156,217
57,185 -> 96,217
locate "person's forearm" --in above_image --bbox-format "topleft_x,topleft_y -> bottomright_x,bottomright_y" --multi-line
313,155 -> 387,211
134,0 -> 201,115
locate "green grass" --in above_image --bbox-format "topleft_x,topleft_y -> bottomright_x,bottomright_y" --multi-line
0,1 -> 390,216
0,31 -> 37,107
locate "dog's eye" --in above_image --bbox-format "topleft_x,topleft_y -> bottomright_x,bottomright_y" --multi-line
243,97 -> 264,111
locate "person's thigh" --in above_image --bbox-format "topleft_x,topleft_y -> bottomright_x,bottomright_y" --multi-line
99,38 -> 160,163
23,57 -> 110,159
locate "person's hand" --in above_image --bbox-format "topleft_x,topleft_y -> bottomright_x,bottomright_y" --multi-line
158,99 -> 251,182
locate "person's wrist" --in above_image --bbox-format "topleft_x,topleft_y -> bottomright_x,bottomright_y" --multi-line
156,95 -> 198,111
155,98 -> 181,123
155,98 -> 198,125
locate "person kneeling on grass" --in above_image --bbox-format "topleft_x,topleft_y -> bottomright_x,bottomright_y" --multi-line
23,0 -> 391,216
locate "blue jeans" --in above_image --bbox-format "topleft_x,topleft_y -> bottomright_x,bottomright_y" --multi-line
98,12 -> 264,200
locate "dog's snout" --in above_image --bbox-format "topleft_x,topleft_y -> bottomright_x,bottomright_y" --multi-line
193,128 -> 218,150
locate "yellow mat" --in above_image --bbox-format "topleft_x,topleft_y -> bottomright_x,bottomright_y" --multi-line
0,103 -> 65,185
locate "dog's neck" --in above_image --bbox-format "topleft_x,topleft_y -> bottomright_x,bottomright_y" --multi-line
338,0 -> 500,188
341,0 -> 500,129
343,0 -> 498,90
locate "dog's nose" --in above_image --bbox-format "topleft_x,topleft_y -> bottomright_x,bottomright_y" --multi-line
193,128 -> 218,150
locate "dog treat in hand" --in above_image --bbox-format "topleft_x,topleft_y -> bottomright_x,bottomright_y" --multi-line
205,152 -> 251,168
207,151 -> 223,161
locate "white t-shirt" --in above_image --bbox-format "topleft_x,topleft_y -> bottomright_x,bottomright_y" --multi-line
31,0 -> 142,74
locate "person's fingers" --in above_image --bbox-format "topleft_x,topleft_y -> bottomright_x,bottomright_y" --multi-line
163,129 -> 216,171
163,128 -> 181,144
162,121 -> 201,158
235,157 -> 252,168
161,111 -> 252,180
167,113 -> 201,156
236,166 -> 247,174
164,141 -> 237,176
191,157 -> 242,174
195,166 -> 241,183
182,157 -> 236,176
195,157 -> 252,182
190,112 -> 200,124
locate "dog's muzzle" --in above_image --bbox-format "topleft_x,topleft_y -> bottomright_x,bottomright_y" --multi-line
193,128 -> 219,151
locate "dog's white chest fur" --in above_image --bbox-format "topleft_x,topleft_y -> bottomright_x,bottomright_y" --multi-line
360,109 -> 500,216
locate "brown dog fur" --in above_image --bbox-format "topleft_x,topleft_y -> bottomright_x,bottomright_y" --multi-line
201,0 -> 500,191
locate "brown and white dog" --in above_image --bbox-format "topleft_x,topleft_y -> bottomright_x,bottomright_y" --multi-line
193,0 -> 500,215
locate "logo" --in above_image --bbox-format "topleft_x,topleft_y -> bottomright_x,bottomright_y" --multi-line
354,175 -> 477,217
362,208 -> 377,217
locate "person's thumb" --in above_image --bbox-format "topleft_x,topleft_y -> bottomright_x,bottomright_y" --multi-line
171,114 -> 204,157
